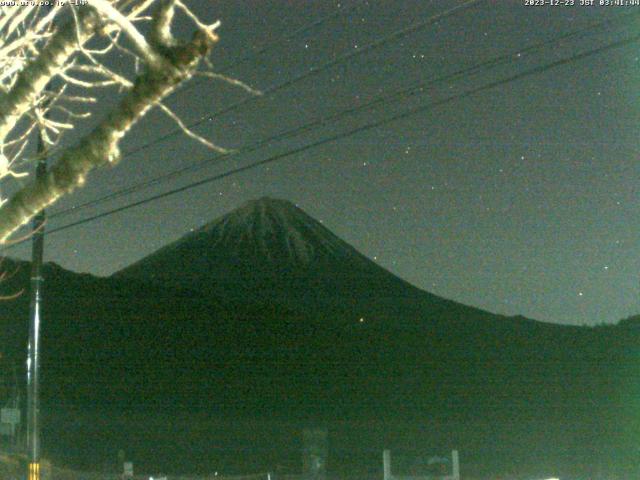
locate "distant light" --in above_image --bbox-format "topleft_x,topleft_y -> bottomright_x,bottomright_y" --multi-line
359,318 -> 364,323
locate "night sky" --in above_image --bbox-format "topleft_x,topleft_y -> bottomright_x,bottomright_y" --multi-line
4,0 -> 640,326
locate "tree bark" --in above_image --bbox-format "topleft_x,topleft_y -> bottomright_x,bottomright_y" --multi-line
0,29 -> 215,242
0,9 -> 100,144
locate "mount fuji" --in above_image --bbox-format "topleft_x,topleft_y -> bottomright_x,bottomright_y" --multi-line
0,197 -> 635,475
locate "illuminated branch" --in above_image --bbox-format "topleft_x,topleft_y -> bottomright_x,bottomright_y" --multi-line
0,1 -> 227,242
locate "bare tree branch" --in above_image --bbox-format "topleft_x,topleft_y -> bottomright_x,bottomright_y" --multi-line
0,8 -> 101,144
157,101 -> 229,153
0,1 -> 234,243
0,7 -> 218,241
89,0 -> 164,68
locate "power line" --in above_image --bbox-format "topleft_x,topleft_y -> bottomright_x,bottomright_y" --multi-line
118,0 -> 485,159
168,2 -> 362,94
17,31 -> 638,245
21,1 -> 361,165
213,3 -> 360,75
47,10 -> 640,221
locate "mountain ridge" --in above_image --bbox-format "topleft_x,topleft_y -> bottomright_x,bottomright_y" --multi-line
116,196 -> 388,278
0,197 -> 636,476
113,197 -> 511,325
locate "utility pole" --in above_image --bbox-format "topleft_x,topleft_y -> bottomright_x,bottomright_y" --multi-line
26,117 -> 48,480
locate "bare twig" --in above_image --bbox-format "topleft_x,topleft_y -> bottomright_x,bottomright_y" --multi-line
0,0 -> 234,243
196,71 -> 263,96
157,102 -> 230,153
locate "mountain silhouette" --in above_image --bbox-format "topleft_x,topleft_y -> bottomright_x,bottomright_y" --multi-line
120,197 -> 373,270
115,197 -> 503,327
0,198 -> 636,476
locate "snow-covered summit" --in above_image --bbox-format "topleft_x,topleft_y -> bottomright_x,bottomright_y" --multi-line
115,197 -> 376,286
192,196 -> 361,266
